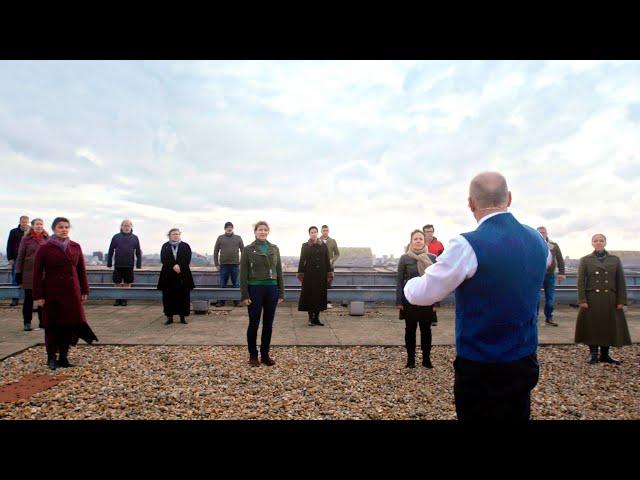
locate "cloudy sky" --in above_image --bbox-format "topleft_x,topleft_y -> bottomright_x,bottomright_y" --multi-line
1,60 -> 638,259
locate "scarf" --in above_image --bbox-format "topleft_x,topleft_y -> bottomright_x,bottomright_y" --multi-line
169,240 -> 181,259
48,235 -> 70,252
594,249 -> 607,261
406,247 -> 432,276
29,229 -> 49,241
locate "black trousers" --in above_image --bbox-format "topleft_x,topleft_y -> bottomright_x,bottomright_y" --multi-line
453,354 -> 539,421
22,289 -> 42,325
403,304 -> 434,357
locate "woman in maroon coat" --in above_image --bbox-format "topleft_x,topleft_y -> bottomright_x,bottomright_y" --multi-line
33,217 -> 98,370
15,218 -> 49,331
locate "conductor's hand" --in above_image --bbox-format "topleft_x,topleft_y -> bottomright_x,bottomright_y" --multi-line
432,306 -> 438,313
278,297 -> 284,304
578,303 -> 589,309
557,274 -> 566,282
297,274 -> 303,283
242,298 -> 252,306
617,304 -> 624,310
396,304 -> 403,311
81,295 -> 88,302
173,264 -> 181,274
35,299 -> 45,307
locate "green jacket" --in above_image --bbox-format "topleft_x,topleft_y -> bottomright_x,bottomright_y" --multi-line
240,240 -> 285,300
320,236 -> 340,268
575,252 -> 631,347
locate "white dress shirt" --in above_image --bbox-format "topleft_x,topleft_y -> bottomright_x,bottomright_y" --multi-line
403,211 -> 553,306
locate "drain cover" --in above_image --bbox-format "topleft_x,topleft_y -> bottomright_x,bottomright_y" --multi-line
0,374 -> 68,403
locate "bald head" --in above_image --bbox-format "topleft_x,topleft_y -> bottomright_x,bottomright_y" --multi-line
469,172 -> 509,209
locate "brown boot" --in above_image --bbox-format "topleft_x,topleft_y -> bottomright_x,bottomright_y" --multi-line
249,356 -> 260,367
260,355 -> 275,366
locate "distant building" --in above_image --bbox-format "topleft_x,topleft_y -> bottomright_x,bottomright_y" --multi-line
335,247 -> 374,268
92,251 -> 104,262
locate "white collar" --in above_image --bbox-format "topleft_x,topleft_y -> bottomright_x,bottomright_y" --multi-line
477,210 -> 509,227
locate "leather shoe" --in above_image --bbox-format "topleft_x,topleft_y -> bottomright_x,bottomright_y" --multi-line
47,355 -> 57,370
422,357 -> 433,369
23,322 -> 32,331
405,358 -> 416,368
114,299 -> 121,306
260,355 -> 276,366
599,354 -> 622,365
57,355 -> 73,368
249,356 -> 260,367
180,316 -> 188,324
545,319 -> 559,326
164,316 -> 174,325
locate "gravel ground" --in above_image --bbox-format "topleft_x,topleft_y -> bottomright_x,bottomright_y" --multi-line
0,345 -> 638,420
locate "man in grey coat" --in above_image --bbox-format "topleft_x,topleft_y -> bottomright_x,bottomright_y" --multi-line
213,222 -> 244,307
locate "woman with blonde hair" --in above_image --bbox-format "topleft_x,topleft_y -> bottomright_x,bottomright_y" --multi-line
396,229 -> 438,368
240,221 -> 285,367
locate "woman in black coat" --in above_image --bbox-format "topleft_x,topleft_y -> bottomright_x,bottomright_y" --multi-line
157,228 -> 195,325
297,226 -> 333,326
397,229 -> 437,369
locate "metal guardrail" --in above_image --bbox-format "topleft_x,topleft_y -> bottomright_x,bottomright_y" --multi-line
1,286 -> 639,304
1,269 -> 639,287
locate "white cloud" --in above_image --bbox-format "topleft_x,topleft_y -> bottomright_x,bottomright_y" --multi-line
1,60 -> 639,259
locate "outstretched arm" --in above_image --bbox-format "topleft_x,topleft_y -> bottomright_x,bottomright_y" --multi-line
404,235 -> 477,306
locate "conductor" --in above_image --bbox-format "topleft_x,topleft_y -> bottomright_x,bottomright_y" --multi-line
404,172 -> 551,421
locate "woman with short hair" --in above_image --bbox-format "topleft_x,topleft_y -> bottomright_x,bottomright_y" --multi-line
396,229 -> 437,368
157,228 -> 195,325
240,221 -> 285,367
33,217 -> 98,370
297,226 -> 333,326
15,218 -> 49,331
575,233 -> 631,365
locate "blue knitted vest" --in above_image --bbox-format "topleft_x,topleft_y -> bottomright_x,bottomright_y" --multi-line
455,213 -> 547,363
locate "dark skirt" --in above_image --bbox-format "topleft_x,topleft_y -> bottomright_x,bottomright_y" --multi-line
162,284 -> 191,317
399,302 -> 436,321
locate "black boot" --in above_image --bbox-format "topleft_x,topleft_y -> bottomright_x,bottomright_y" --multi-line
57,350 -> 73,368
47,353 -> 57,370
121,299 -> 128,306
312,312 -> 324,326
114,299 -> 122,306
180,316 -> 188,324
588,345 -> 599,364
23,322 -> 32,331
599,346 -> 622,365
406,355 -> 416,368
10,298 -> 19,307
422,349 -> 433,369
164,316 -> 174,325
308,312 -> 315,326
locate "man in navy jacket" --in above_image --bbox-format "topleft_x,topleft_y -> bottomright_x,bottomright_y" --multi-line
6,215 -> 30,306
405,172 -> 551,421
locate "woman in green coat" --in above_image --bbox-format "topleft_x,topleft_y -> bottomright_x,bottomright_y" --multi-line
575,233 -> 631,365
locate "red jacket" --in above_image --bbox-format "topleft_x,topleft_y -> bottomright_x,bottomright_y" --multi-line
427,237 -> 444,256
32,240 -> 91,328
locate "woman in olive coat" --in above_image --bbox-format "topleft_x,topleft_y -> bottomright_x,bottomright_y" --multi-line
157,228 -> 195,325
575,233 -> 631,365
297,226 -> 333,326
